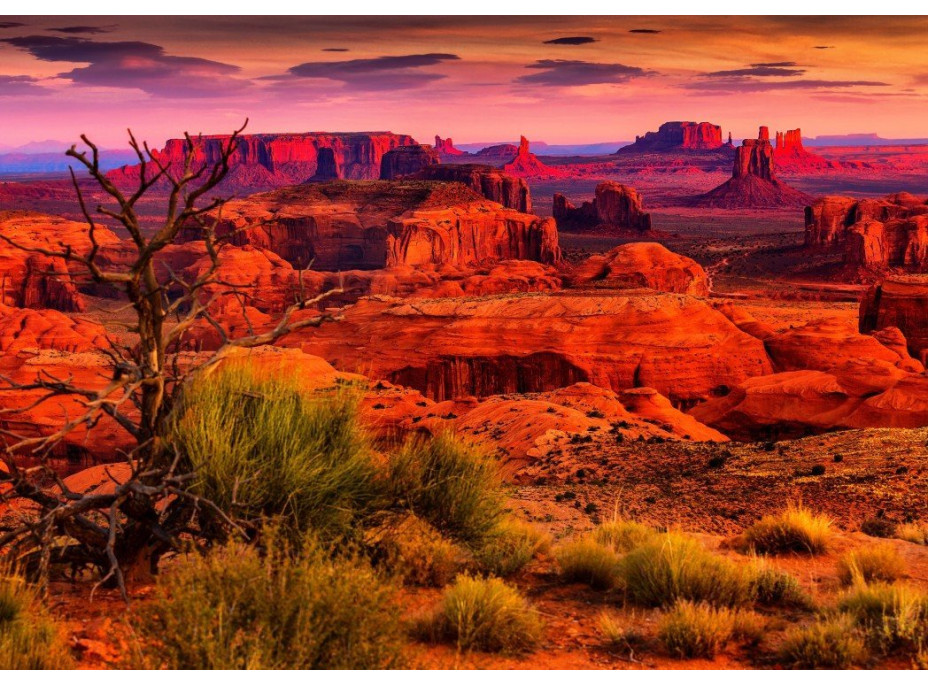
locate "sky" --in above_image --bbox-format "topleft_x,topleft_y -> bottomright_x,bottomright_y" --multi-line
1,15 -> 927,148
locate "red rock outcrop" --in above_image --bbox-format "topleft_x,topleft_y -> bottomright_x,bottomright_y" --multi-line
282,293 -> 774,406
379,145 -> 440,180
473,143 -> 519,160
308,147 -> 339,182
0,211 -> 121,311
773,128 -> 838,172
434,135 -> 465,157
107,132 -> 417,190
618,122 -> 724,153
553,182 -> 652,233
569,243 -> 709,296
411,164 -> 531,213
860,276 -> 928,364
500,137 -> 564,179
694,128 -> 813,208
187,180 -> 557,272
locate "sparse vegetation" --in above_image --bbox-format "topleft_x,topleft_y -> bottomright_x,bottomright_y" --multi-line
838,583 -> 928,655
473,518 -> 549,577
369,514 -> 465,587
556,539 -> 621,590
597,611 -> 645,652
173,367 -> 381,541
777,615 -> 868,669
896,522 -> 928,546
420,574 -> 542,653
389,432 -> 505,545
0,566 -> 73,669
657,600 -> 736,659
749,561 -> 813,609
741,505 -> 832,555
837,544 -> 906,586
620,533 -> 752,607
593,517 -> 658,553
132,537 -> 404,669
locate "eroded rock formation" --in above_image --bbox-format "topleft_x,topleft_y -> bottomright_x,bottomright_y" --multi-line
570,243 -> 709,296
500,137 -> 562,178
774,128 -> 838,171
308,148 -> 339,182
553,182 -> 652,233
618,121 -> 724,153
434,135 -> 465,157
379,145 -> 440,180
411,164 -> 531,212
860,276 -> 928,364
694,127 -> 813,208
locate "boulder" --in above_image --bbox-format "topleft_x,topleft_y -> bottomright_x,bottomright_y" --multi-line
570,242 -> 709,296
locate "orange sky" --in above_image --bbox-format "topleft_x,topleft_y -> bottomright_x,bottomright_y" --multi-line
1,15 -> 927,147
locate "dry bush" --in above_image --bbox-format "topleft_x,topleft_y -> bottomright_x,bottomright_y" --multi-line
556,539 -> 621,590
593,517 -> 658,554
597,610 -> 646,651
748,560 -> 814,609
473,518 -> 550,578
657,600 -> 736,659
0,565 -> 73,669
741,505 -> 832,555
896,522 -> 928,546
777,614 -> 868,669
419,574 -> 542,653
620,533 -> 752,608
837,544 -> 906,586
369,514 -> 466,587
838,583 -> 928,656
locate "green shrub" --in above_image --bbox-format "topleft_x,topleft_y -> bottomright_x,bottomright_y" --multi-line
132,538 -> 404,669
749,561 -> 814,609
421,574 -> 542,653
0,566 -> 73,669
896,522 -> 928,546
556,539 -> 620,590
838,583 -> 928,654
837,544 -> 906,586
389,432 -> 504,545
593,518 -> 658,554
369,514 -> 466,587
777,614 -> 868,669
741,505 -> 832,555
657,600 -> 735,659
620,533 -> 752,608
473,518 -> 549,577
171,367 -> 381,541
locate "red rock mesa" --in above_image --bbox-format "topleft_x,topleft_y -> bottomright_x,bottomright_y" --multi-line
379,145 -> 440,180
618,121 -> 724,153
553,181 -> 652,233
773,127 -> 838,171
434,135 -> 465,157
411,164 -> 532,213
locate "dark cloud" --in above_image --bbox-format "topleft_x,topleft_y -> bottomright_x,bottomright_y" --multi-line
48,25 -> 117,35
0,22 -> 25,29
543,36 -> 597,45
814,45 -> 836,49
2,35 -> 245,97
751,61 -> 798,67
283,53 -> 460,90
0,74 -> 47,96
516,59 -> 648,87
321,47 -> 349,52
685,77 -> 889,93
707,65 -> 806,77
629,29 -> 661,34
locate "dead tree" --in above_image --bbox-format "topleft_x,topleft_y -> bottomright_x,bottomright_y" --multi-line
0,122 -> 342,596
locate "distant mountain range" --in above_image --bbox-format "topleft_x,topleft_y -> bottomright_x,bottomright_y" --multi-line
0,141 -> 137,174
457,141 -> 631,156
803,134 -> 928,147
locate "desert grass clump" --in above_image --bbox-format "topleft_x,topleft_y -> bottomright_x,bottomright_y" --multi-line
593,517 -> 658,554
389,432 -> 504,545
657,600 -> 736,659
896,522 -> 928,546
837,544 -> 906,586
473,518 -> 550,578
421,574 -> 542,653
0,566 -> 73,669
555,539 -> 621,590
370,514 -> 466,587
132,537 -> 404,669
741,505 -> 832,555
620,533 -> 752,608
777,614 -> 868,669
172,367 -> 381,541
597,611 -> 646,651
749,561 -> 814,609
838,583 -> 928,654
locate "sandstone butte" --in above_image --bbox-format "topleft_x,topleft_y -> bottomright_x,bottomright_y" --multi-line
568,242 -> 709,296
773,127 -> 838,172
804,192 -> 928,273
618,121 -> 724,153
553,181 -> 652,233
860,275 -> 928,365
279,292 -> 774,407
106,132 -> 417,190
691,303 -> 928,439
379,145 -> 440,180
433,135 -> 465,157
410,164 -> 532,213
694,127 -> 813,208
0,211 -> 121,311
186,180 -> 559,272
500,136 -> 566,179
